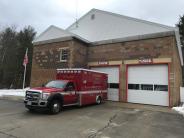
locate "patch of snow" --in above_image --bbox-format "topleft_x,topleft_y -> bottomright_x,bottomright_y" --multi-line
0,87 -> 29,97
180,87 -> 184,102
172,104 -> 184,117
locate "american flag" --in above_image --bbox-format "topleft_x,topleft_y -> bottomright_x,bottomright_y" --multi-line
23,48 -> 28,66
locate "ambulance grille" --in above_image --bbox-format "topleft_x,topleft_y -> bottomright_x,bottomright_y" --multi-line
26,91 -> 41,101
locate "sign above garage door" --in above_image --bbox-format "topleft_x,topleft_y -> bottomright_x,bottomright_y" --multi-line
139,58 -> 153,64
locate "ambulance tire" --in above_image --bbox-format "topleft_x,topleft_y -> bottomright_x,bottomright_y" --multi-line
49,100 -> 62,114
96,96 -> 102,105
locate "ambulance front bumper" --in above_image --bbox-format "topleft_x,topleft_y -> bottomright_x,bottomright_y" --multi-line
24,99 -> 48,107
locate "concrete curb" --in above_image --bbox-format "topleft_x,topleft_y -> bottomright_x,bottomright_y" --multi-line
0,95 -> 24,102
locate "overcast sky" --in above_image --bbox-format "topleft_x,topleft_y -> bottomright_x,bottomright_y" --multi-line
0,0 -> 184,35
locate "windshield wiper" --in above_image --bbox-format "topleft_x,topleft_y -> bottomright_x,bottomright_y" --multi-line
47,86 -> 57,88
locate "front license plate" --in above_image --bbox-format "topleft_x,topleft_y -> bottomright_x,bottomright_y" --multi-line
27,101 -> 32,105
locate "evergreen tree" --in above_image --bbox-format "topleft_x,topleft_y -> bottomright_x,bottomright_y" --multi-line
177,15 -> 184,86
16,26 -> 36,88
177,15 -> 184,46
0,27 -> 18,88
0,26 -> 36,88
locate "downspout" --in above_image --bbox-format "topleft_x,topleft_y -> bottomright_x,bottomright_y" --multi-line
174,27 -> 183,104
174,27 -> 183,66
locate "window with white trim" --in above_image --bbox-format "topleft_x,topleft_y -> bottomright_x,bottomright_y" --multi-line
60,48 -> 69,62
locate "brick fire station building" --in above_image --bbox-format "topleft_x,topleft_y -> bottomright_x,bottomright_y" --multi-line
31,9 -> 183,107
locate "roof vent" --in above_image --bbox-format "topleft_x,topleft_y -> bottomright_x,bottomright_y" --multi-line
91,14 -> 95,20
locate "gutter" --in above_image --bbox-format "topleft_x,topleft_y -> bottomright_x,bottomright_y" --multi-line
91,31 -> 175,45
33,34 -> 90,46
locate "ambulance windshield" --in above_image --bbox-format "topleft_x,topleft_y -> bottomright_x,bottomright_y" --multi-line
45,80 -> 66,89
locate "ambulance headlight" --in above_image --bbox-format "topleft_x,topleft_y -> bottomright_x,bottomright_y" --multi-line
42,93 -> 50,100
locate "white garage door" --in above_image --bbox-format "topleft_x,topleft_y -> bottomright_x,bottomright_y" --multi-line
128,64 -> 169,106
91,66 -> 119,101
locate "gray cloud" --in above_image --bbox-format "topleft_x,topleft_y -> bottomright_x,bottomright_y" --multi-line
106,0 -> 184,26
0,0 -> 184,35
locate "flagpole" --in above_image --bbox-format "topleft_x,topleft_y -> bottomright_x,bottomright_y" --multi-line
23,48 -> 28,89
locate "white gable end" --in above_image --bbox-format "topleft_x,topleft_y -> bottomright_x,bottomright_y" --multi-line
67,9 -> 174,43
33,25 -> 72,43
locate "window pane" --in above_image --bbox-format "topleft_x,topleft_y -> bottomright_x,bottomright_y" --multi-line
66,82 -> 75,91
60,49 -> 68,61
108,83 -> 119,88
128,84 -> 140,90
154,85 -> 168,91
141,84 -> 153,91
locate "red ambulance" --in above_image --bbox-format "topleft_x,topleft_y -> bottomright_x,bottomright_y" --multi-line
24,69 -> 108,114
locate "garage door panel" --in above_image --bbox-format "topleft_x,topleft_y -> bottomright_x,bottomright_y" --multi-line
91,67 -> 119,83
108,88 -> 119,101
128,64 -> 169,106
128,90 -> 169,106
128,65 -> 168,84
91,66 -> 119,101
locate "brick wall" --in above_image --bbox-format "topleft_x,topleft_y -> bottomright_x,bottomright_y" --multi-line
88,36 -> 182,106
71,39 -> 88,68
88,36 -> 173,61
170,38 -> 182,106
30,39 -> 87,87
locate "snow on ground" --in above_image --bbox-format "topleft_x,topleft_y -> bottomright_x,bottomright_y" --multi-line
172,104 -> 184,117
0,88 -> 29,97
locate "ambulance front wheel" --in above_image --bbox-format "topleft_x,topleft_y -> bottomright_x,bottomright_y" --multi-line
96,96 -> 102,105
49,100 -> 62,114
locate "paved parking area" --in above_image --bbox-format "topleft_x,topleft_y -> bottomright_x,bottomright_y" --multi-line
0,99 -> 184,138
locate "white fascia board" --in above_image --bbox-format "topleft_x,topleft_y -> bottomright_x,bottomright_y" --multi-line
33,36 -> 73,45
91,31 -> 175,45
33,34 -> 89,46
73,35 -> 91,43
69,32 -> 90,43
174,27 -> 183,66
